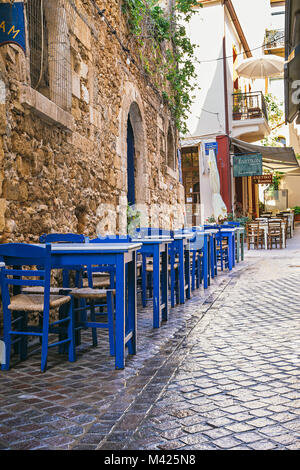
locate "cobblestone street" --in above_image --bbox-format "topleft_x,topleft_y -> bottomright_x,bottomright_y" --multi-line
0,228 -> 300,450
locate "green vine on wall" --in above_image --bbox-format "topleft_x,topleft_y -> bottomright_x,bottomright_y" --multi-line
122,0 -> 201,134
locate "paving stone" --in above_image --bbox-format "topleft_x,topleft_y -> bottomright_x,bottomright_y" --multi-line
213,436 -> 244,449
1,235 -> 300,450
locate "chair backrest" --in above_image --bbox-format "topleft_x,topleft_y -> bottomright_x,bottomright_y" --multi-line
268,220 -> 282,233
222,221 -> 241,227
39,233 -> 86,243
90,235 -> 132,243
134,227 -> 174,238
246,222 -> 260,235
0,244 -> 52,308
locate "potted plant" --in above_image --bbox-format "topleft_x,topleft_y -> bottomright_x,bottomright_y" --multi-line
233,90 -> 243,120
292,206 -> 300,222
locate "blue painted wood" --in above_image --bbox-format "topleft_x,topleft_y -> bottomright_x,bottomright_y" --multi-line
161,246 -> 168,322
0,243 -> 75,372
153,244 -> 160,328
203,235 -> 209,289
41,243 -> 140,369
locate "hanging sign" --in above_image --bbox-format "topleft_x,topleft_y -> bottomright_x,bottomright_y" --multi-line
253,174 -> 273,184
0,2 -> 26,53
233,153 -> 263,177
205,142 -> 218,155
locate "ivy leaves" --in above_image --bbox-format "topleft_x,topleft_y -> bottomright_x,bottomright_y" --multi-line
123,0 -> 202,134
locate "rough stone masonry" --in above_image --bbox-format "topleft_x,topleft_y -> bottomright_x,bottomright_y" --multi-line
0,0 -> 185,244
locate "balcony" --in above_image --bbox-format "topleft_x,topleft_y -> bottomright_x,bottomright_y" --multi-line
232,92 -> 271,143
264,28 -> 285,54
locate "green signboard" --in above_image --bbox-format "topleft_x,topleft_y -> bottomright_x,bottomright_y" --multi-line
233,153 -> 263,177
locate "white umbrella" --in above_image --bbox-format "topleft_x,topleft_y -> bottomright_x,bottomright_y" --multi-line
236,56 -> 284,79
207,149 -> 227,221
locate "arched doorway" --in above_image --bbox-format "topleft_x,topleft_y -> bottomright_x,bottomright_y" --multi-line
127,115 -> 135,206
126,102 -> 146,206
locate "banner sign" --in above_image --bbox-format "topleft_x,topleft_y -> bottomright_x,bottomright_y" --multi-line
253,174 -> 273,184
233,153 -> 263,177
205,142 -> 218,155
0,2 -> 26,53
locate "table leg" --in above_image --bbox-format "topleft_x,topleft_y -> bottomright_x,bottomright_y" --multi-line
178,240 -> 185,304
127,251 -> 137,355
141,254 -> 147,307
203,236 -> 208,289
185,246 -> 191,300
228,235 -> 233,271
236,233 -> 240,263
232,234 -> 235,267
153,245 -> 160,328
161,244 -> 168,322
210,235 -> 215,279
115,255 -> 125,369
241,231 -> 245,261
170,247 -> 176,308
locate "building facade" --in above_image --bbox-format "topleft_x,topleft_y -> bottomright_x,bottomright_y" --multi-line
0,0 -> 185,243
181,0 -> 272,223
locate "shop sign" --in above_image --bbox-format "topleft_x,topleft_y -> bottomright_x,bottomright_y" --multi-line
253,174 -> 273,184
0,2 -> 26,53
233,153 -> 263,177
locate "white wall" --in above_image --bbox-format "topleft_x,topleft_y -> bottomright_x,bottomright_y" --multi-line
185,2 -> 226,137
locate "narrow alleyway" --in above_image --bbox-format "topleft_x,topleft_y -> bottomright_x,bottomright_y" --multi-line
0,229 -> 299,450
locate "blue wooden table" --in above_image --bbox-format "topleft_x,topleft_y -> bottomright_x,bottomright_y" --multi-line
190,231 -> 211,289
173,233 -> 193,304
132,237 -> 171,329
218,229 -> 236,271
204,229 -> 219,281
39,242 -> 142,369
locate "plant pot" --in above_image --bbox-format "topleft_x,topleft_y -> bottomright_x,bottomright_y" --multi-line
233,113 -> 242,120
294,214 -> 300,221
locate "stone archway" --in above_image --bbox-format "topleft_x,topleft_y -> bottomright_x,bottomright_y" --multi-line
117,83 -> 147,206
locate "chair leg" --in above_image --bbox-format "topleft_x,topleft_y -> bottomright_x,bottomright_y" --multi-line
41,308 -> 50,373
107,292 -> 115,356
68,299 -> 76,363
90,300 -> 98,347
1,306 -> 11,371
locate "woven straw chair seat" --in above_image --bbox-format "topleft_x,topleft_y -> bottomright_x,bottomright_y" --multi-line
82,277 -> 110,288
70,288 -> 116,300
146,263 -> 178,272
217,244 -> 228,250
23,286 -> 67,295
8,294 -> 71,312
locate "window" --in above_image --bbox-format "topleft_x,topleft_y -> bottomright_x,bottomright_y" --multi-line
26,0 -> 72,111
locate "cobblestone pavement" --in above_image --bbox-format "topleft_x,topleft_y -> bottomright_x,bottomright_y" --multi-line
0,228 -> 300,450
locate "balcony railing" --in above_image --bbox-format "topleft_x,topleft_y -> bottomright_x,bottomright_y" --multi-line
264,28 -> 285,50
233,92 -> 268,122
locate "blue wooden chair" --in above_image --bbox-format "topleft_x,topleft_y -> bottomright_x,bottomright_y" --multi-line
39,233 -> 87,289
71,236 -> 132,355
0,243 -> 75,372
39,233 -> 113,353
215,231 -> 229,271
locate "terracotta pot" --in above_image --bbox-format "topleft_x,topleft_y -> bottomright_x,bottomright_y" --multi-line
294,214 -> 300,221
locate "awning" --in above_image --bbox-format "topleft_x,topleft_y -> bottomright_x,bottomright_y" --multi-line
180,137 -> 202,148
231,138 -> 300,172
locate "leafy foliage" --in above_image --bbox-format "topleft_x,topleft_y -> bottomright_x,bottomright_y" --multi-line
122,0 -> 201,134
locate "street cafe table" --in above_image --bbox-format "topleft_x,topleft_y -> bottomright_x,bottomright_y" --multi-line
38,242 -> 142,369
204,229 -> 219,280
174,232 -> 194,304
255,219 -> 286,249
132,236 -> 172,329
218,228 -> 236,271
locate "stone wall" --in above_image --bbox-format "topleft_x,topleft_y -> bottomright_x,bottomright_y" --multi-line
0,0 -> 185,244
